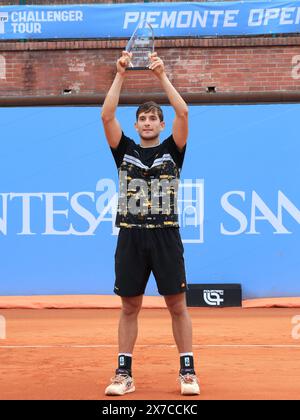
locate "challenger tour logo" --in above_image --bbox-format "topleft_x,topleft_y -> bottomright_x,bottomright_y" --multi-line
0,13 -> 8,34
0,10 -> 83,35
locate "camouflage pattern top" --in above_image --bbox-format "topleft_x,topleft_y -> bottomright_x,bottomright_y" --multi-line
110,132 -> 186,228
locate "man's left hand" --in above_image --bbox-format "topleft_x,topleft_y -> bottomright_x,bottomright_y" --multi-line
149,52 -> 165,77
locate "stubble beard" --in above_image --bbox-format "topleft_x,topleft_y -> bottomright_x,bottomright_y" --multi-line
140,132 -> 159,142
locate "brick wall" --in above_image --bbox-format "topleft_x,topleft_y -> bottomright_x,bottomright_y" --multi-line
1,1 -> 300,105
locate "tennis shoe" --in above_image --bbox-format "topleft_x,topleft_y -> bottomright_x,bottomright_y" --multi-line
179,373 -> 200,395
105,373 -> 135,396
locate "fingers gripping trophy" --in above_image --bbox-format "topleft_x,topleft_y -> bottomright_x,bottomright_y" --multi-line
117,20 -> 164,77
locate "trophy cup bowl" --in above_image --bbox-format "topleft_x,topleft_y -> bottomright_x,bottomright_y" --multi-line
125,20 -> 154,70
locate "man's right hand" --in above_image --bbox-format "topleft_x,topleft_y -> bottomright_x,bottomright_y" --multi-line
117,51 -> 132,75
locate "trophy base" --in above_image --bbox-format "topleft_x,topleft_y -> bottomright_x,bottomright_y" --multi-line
126,66 -> 150,71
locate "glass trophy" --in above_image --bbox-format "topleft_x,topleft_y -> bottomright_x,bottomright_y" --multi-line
125,20 -> 154,70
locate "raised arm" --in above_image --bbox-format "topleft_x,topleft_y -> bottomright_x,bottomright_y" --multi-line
149,53 -> 188,150
101,51 -> 131,149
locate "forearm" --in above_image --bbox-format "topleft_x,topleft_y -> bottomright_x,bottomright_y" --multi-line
158,73 -> 188,117
101,73 -> 125,120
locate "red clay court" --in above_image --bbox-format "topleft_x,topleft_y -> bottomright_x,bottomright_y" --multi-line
0,295 -> 300,400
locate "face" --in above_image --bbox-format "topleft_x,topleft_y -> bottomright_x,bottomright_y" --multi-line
135,110 -> 165,141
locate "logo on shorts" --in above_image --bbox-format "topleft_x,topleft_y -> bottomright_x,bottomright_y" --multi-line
203,290 -> 224,306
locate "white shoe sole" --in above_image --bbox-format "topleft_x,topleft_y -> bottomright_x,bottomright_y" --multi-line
181,390 -> 200,396
105,385 -> 136,396
181,386 -> 200,396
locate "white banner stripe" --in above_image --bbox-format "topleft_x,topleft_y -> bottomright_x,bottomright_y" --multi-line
123,153 -> 175,170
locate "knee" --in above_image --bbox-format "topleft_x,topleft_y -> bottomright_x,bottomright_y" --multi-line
167,301 -> 186,318
121,301 -> 142,317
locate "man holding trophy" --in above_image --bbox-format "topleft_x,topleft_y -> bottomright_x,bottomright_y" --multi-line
101,21 -> 200,397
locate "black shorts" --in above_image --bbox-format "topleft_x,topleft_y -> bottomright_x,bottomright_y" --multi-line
114,227 -> 187,297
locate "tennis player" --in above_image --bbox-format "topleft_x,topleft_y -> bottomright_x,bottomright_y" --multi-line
101,51 -> 200,396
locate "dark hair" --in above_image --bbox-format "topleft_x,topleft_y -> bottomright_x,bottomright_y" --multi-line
136,101 -> 164,122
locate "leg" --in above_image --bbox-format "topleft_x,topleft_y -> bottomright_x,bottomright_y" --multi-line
150,228 -> 191,352
164,292 -> 200,395
164,292 -> 192,353
105,295 -> 143,396
118,294 -> 143,353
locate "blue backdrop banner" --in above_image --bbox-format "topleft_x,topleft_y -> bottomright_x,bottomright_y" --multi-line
1,104 -> 300,299
1,1 -> 300,40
